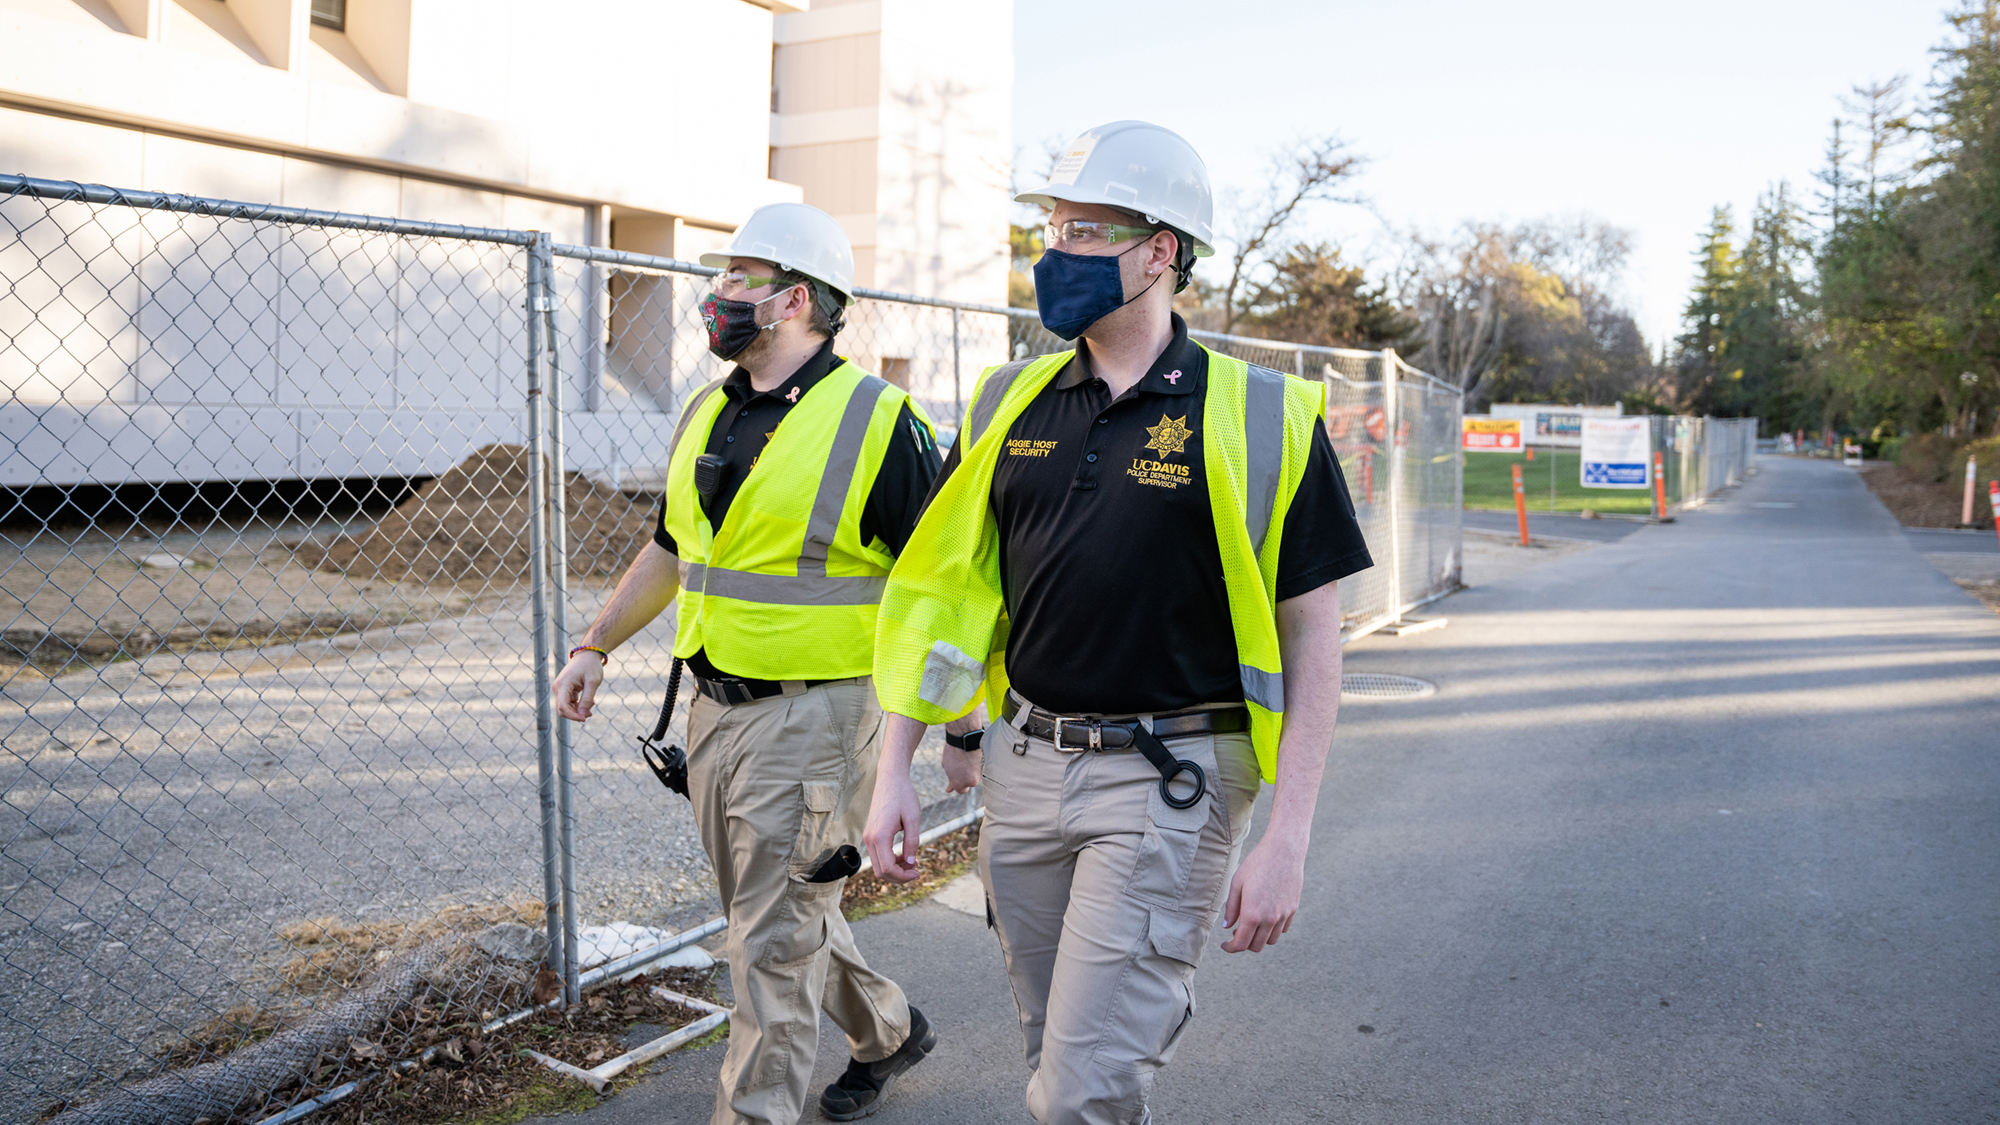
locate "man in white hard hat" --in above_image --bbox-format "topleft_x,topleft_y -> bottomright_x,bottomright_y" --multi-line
553,201 -> 969,1123
864,121 -> 1373,1123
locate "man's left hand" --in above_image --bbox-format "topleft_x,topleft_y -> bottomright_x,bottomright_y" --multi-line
1220,833 -> 1306,953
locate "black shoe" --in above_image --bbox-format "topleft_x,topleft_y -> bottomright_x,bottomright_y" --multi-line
819,1005 -> 936,1120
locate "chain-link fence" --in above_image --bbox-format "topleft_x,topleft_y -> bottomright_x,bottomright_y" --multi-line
1,173 -> 1461,1121
1644,415 -> 1760,512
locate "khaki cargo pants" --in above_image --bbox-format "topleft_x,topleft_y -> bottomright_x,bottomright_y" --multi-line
978,699 -> 1262,1125
686,677 -> 912,1125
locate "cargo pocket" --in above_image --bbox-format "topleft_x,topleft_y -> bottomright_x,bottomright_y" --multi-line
1146,906 -> 1205,1064
1146,904 -> 1207,969
788,780 -> 843,881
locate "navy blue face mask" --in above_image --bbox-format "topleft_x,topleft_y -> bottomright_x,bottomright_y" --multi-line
1032,244 -> 1164,341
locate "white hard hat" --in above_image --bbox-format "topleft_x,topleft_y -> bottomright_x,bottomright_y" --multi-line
700,202 -> 857,305
1015,121 -> 1215,257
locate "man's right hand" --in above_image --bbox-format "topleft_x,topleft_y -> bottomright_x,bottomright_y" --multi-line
553,652 -> 604,722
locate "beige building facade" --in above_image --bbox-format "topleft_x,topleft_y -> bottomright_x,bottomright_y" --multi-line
0,0 -> 1010,486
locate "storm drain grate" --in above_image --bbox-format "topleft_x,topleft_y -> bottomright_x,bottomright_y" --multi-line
1340,673 -> 1437,700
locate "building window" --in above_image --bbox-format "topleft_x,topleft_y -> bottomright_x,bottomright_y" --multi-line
310,0 -> 345,31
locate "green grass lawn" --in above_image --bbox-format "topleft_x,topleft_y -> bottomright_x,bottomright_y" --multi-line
1462,448 -> 1656,514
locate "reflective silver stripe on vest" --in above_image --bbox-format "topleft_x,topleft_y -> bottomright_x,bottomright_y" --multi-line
1239,663 -> 1284,714
1243,363 -> 1287,557
967,358 -> 1037,447
682,563 -> 888,607
799,374 -> 893,577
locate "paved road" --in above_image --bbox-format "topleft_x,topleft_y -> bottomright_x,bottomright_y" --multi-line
1907,527 -> 2000,554
1463,508 -> 1645,543
545,456 -> 2000,1124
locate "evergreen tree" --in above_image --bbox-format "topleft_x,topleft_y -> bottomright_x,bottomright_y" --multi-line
1730,184 -> 1815,425
1672,207 -> 1743,415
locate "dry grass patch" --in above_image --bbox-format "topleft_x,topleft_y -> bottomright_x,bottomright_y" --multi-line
276,902 -> 548,993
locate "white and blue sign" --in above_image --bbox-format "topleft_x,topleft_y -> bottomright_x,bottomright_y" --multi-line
1581,418 -> 1651,488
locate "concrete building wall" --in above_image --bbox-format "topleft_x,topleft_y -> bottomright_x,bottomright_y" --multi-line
769,0 -> 1012,408
0,0 -> 1013,486
0,0 -> 805,227
770,0 -> 1010,304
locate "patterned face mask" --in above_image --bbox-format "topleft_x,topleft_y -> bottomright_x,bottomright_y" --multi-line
700,287 -> 790,361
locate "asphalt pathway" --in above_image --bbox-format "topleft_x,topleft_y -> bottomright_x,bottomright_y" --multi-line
1907,527 -> 2000,554
538,456 -> 2000,1124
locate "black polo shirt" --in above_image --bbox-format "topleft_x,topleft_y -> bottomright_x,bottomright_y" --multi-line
653,338 -> 942,681
927,315 -> 1372,715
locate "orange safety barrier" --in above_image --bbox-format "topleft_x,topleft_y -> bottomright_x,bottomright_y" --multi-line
1654,450 -> 1668,520
1511,463 -> 1529,546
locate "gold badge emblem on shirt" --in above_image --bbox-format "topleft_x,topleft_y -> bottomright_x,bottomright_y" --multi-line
1131,414 -> 1195,490
1144,414 -> 1193,458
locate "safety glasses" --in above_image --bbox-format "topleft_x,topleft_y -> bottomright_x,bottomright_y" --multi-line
1042,220 -> 1164,253
709,270 -> 795,295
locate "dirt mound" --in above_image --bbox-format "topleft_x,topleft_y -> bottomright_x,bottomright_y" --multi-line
308,445 -> 657,584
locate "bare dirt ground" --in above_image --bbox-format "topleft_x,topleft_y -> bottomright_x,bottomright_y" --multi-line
1857,459 -> 1994,529
0,445 -> 653,682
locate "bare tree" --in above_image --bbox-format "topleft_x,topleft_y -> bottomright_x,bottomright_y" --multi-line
1423,280 -> 1506,396
1397,226 -> 1509,395
1215,136 -> 1366,334
1399,216 -> 1650,405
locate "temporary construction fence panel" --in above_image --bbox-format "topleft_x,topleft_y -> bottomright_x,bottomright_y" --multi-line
0,173 -> 1463,1122
1646,415 -> 1760,511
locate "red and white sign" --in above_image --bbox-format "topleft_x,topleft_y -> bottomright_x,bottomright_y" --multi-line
1463,417 -> 1522,451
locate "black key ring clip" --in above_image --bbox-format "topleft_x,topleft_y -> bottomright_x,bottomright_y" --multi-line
1157,758 -> 1208,809
1132,724 -> 1208,810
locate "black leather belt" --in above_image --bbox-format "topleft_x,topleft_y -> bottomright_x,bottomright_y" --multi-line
1001,692 -> 1244,809
1001,694 -> 1249,748
694,675 -> 846,706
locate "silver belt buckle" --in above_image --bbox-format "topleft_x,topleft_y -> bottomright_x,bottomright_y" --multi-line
1048,715 -> 1100,752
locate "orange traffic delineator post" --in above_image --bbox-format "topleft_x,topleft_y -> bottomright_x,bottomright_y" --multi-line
1989,479 -> 1999,548
1511,463 -> 1530,546
1653,450 -> 1668,520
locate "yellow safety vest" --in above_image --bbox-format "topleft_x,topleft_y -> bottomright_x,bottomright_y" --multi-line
872,344 -> 1324,782
661,361 -> 917,680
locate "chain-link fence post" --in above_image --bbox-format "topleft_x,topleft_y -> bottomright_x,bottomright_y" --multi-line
1383,349 -> 1404,621
524,230 -> 566,986
534,231 -> 582,1005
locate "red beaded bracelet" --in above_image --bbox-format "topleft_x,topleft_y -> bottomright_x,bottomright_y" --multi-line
569,645 -> 609,665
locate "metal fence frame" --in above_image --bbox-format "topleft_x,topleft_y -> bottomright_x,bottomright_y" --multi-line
1,172 -> 1461,1120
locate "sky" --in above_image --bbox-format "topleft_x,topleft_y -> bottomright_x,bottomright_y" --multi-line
1012,0 -> 1950,355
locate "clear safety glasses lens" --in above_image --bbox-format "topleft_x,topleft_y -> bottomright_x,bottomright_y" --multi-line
710,270 -> 784,295
1043,220 -> 1162,253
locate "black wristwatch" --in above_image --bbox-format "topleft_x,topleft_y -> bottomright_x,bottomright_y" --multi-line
945,729 -> 984,752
